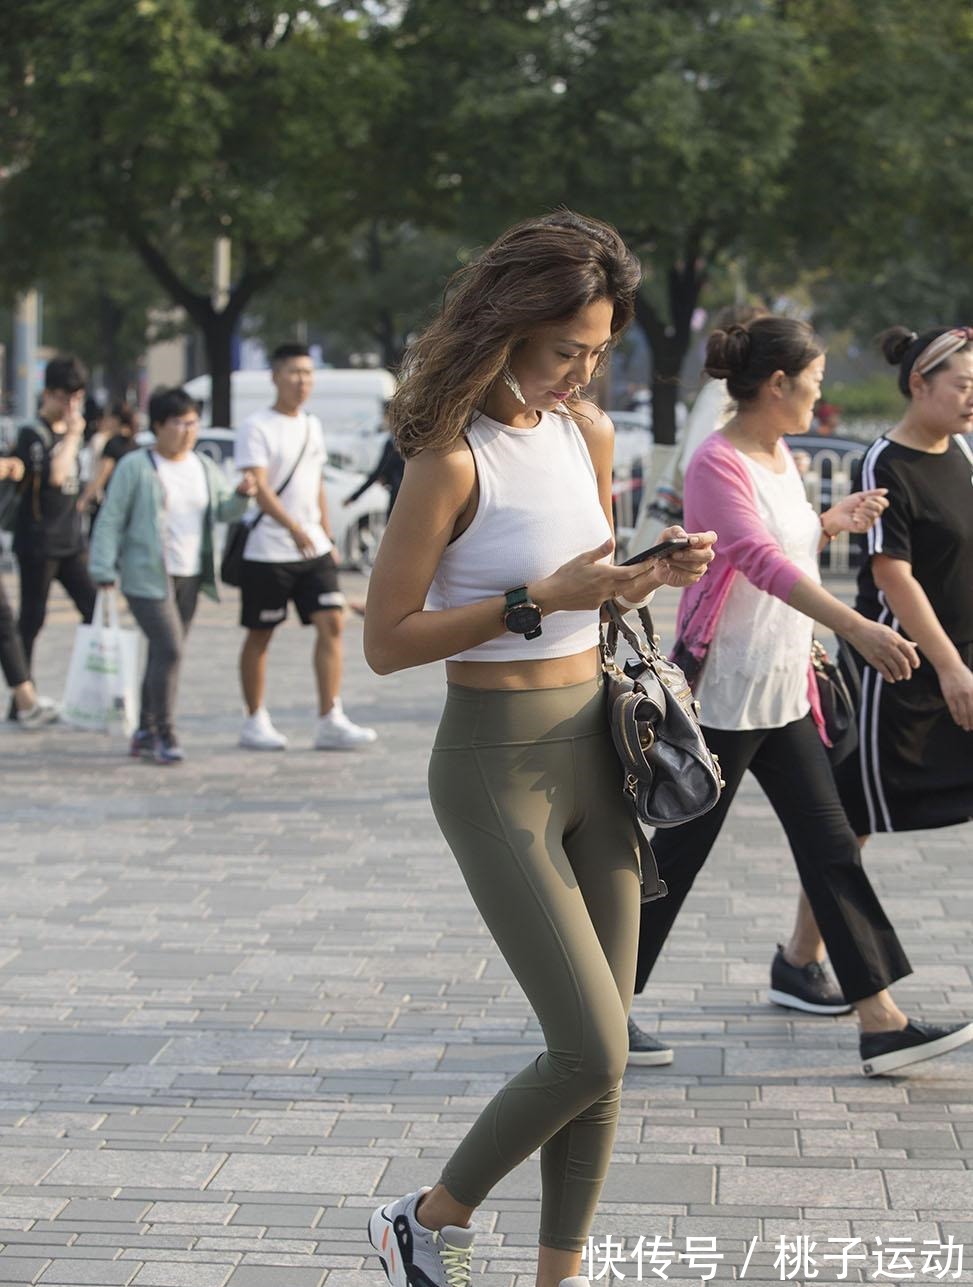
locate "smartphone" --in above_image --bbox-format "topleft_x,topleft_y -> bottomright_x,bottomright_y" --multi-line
619,537 -> 690,567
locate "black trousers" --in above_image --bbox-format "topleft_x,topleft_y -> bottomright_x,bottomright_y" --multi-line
635,714 -> 912,1005
16,551 -> 96,672
0,578 -> 29,690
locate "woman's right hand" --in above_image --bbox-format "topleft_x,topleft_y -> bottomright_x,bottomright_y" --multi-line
529,537 -> 667,613
938,661 -> 973,732
847,618 -> 919,683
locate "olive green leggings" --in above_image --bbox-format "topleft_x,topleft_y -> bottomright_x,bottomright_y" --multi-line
428,677 -> 641,1253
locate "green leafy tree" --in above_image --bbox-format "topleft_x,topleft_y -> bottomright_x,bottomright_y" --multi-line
556,0 -> 810,441
364,0 -> 811,442
251,222 -> 466,368
769,0 -> 973,340
1,0 -> 396,423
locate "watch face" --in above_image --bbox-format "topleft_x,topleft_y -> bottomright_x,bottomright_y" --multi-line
505,604 -> 542,634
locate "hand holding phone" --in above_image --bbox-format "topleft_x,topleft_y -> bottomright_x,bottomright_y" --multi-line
619,537 -> 690,567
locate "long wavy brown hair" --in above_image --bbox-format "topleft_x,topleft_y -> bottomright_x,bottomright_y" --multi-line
390,210 -> 642,458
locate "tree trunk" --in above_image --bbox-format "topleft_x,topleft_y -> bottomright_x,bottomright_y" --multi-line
203,311 -> 237,427
98,292 -> 130,403
130,231 -> 281,428
632,239 -> 707,446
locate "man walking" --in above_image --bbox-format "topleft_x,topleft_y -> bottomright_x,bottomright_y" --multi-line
235,343 -> 376,751
12,355 -> 97,690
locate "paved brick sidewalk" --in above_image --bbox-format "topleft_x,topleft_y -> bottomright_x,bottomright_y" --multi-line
0,574 -> 971,1286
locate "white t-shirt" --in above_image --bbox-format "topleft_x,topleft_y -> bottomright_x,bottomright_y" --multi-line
152,452 -> 209,578
234,409 -> 331,563
693,448 -> 821,731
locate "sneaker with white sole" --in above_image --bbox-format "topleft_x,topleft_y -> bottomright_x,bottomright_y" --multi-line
368,1186 -> 474,1287
240,708 -> 288,751
860,1018 -> 973,1077
627,1016 -> 674,1067
313,702 -> 377,750
15,696 -> 59,730
768,945 -> 852,1015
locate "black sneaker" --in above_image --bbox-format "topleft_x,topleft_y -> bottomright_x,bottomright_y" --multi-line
768,945 -> 852,1015
627,1016 -> 673,1066
860,1019 -> 973,1077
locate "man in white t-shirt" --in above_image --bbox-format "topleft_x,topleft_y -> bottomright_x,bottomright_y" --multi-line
234,344 -> 377,750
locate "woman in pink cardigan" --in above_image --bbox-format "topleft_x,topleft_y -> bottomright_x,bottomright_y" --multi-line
627,316 -> 973,1077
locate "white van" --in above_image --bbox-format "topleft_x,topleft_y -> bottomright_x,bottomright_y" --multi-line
184,368 -> 396,441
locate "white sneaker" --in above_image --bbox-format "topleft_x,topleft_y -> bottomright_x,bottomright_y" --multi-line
239,708 -> 288,751
313,702 -> 377,750
16,696 -> 59,730
368,1187 -> 474,1287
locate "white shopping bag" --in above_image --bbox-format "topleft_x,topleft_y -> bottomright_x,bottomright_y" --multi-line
61,590 -> 140,735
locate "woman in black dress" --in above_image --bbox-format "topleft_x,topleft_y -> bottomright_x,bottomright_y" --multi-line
836,325 -> 973,835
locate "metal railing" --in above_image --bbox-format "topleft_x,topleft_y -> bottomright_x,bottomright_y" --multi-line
613,443 -> 866,574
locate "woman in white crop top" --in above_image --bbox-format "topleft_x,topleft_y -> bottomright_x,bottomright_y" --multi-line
364,212 -> 715,1287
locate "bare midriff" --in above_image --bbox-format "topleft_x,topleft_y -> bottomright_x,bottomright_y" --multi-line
445,646 -> 600,691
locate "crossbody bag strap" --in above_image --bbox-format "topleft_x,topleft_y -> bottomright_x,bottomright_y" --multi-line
250,412 -> 311,532
954,434 -> 973,472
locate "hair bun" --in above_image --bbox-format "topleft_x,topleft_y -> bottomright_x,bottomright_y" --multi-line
879,326 -> 917,367
704,324 -> 752,379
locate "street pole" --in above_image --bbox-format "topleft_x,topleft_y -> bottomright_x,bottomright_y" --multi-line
212,237 -> 231,311
13,290 -> 39,420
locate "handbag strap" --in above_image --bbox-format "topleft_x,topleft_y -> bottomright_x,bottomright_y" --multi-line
602,599 -> 660,668
248,412 -> 312,532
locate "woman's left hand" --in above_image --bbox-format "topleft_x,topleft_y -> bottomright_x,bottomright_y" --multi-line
653,527 -> 718,588
822,488 -> 888,536
236,470 -> 257,498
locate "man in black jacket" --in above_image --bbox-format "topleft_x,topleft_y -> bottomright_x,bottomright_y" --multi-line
12,355 -> 96,679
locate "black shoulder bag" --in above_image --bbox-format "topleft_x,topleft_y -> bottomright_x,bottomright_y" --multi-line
600,600 -> 725,903
221,418 -> 310,587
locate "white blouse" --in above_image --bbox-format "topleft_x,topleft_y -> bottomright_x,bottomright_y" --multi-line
694,448 -> 821,731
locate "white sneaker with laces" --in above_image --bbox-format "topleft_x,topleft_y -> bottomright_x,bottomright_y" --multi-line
16,696 -> 59,730
369,1187 -> 474,1287
239,708 -> 288,751
313,699 -> 377,750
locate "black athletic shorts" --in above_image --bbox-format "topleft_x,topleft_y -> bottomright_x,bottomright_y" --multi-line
240,554 -> 344,629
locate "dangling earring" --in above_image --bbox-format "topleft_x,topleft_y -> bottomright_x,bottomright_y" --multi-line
501,363 -> 526,405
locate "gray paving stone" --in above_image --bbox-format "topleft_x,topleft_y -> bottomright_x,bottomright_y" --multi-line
211,1154 -> 384,1194
132,1267 -> 234,1287
38,1261 -> 139,1285
718,1166 -> 886,1208
0,1259 -> 51,1285
226,1269 -> 325,1287
44,1150 -> 225,1189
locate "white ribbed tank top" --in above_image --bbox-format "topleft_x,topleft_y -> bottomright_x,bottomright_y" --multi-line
426,409 -> 612,662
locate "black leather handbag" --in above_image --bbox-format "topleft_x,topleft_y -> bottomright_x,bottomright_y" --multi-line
601,601 -> 724,827
811,637 -> 860,765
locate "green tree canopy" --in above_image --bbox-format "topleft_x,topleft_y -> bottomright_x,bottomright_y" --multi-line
1,0 -> 396,422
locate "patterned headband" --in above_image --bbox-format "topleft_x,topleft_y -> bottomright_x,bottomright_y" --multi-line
914,326 -> 973,378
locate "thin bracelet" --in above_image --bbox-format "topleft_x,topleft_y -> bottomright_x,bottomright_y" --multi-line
819,515 -> 836,542
616,588 -> 657,611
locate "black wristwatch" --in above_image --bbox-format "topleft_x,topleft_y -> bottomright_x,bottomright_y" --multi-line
503,586 -> 543,640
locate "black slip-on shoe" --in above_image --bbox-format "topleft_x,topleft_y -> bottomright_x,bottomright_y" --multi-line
627,1016 -> 674,1067
768,944 -> 852,1015
860,1019 -> 973,1077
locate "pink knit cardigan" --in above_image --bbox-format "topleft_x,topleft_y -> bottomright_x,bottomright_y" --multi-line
671,432 -> 827,740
